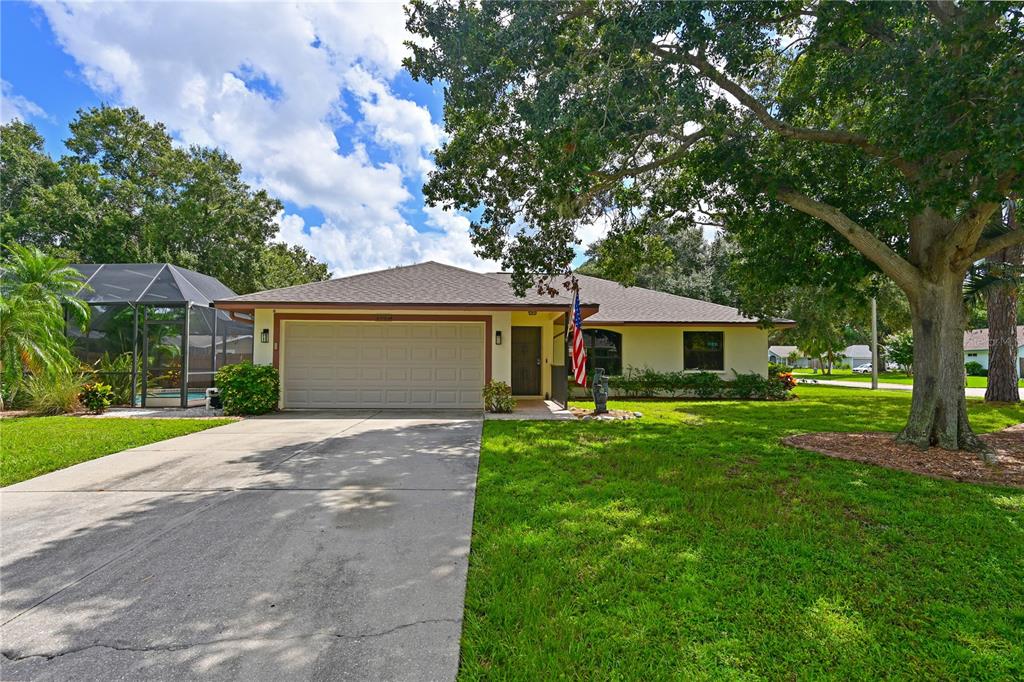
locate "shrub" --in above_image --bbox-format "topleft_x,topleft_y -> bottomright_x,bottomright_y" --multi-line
729,372 -> 770,399
964,361 -> 987,377
768,362 -> 790,378
25,371 -> 83,415
685,371 -> 725,398
92,351 -> 136,405
215,362 -> 280,415
776,371 -> 797,391
483,380 -> 516,413
79,381 -> 115,414
729,371 -> 793,400
574,367 -> 794,400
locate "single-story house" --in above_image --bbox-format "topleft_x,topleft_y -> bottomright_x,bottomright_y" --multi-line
963,325 -> 1024,373
842,344 -> 873,368
768,345 -> 811,368
213,262 -> 789,410
768,344 -> 873,370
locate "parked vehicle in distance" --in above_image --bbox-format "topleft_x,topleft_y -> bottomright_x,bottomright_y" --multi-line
852,363 -> 873,374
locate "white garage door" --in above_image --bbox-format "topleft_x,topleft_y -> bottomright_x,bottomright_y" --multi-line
282,321 -> 485,409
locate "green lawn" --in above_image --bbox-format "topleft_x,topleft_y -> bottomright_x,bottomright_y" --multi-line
0,416 -> 235,486
463,386 -> 1024,679
792,368 -> 1024,389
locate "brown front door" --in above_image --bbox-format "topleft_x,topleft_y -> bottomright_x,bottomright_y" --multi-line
511,326 -> 542,395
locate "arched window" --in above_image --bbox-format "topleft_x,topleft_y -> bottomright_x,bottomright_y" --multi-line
582,329 -> 623,376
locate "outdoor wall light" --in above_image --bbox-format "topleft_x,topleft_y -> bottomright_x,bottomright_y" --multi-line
495,330 -> 502,345
260,328 -> 270,344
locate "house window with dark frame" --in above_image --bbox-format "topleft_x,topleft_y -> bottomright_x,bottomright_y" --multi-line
581,329 -> 623,376
684,331 -> 724,371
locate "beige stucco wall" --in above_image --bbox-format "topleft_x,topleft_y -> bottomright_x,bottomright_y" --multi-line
587,324 -> 770,377
243,307 -> 768,405
247,307 -> 566,397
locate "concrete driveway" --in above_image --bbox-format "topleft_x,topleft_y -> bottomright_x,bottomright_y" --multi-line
0,411 -> 482,681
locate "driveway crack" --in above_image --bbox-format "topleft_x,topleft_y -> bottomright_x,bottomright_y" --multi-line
1,618 -> 461,662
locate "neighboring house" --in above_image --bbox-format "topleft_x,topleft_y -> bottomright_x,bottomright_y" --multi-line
213,262 -> 791,410
768,345 -> 811,368
963,325 -> 1024,373
841,344 -> 872,368
767,344 -> 873,370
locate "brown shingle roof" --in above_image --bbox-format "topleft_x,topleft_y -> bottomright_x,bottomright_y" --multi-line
963,325 -> 1024,351
569,274 -> 766,324
216,261 -> 579,308
218,261 -> 789,325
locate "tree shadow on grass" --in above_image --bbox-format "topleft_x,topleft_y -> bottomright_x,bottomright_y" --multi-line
470,400 -> 1024,678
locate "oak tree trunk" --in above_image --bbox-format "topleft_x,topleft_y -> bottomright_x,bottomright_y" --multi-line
896,275 -> 987,454
985,279 -> 1020,403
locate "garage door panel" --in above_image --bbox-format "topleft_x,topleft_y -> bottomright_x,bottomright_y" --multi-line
409,367 -> 432,382
460,368 -> 483,382
284,321 -> 485,409
435,390 -> 458,405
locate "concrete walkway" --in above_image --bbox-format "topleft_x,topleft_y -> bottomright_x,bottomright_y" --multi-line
484,398 -> 575,420
798,377 -> 1024,399
1,410 -> 482,681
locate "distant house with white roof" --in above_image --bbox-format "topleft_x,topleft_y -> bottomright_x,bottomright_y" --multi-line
769,344 -> 873,370
963,325 -> 1024,373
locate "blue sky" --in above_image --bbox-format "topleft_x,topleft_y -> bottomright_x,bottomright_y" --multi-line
1,1 -> 555,276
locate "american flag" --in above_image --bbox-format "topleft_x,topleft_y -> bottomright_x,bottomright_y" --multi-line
570,289 -> 587,387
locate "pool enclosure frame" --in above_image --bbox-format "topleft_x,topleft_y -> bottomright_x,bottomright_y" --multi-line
69,263 -> 253,408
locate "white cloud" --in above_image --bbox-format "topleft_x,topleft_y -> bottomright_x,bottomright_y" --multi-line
345,66 -> 443,178
36,0 -> 484,276
277,206 -> 496,278
1,80 -> 47,124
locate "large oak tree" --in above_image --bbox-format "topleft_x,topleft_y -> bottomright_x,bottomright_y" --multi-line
407,0 -> 1023,452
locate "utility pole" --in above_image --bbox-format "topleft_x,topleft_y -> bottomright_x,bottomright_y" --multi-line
870,297 -> 879,390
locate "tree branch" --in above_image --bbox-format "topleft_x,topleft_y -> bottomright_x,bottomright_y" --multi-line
585,128 -> 710,195
776,187 -> 923,292
947,172 -> 1019,265
972,228 -> 1024,262
648,44 -> 921,181
925,1 -> 962,27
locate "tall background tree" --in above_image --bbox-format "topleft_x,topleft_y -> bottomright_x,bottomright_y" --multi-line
580,224 -> 738,306
407,0 -> 1023,452
0,107 -> 329,293
970,198 -> 1022,402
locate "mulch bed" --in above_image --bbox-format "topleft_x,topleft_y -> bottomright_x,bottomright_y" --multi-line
783,424 -> 1024,488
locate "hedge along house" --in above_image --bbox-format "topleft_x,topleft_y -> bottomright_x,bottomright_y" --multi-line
69,264 -> 253,408
213,262 -> 788,411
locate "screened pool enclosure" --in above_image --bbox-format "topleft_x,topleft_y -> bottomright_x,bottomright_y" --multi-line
69,264 -> 253,408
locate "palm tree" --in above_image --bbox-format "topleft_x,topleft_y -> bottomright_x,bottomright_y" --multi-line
0,245 -> 91,409
0,243 -> 90,329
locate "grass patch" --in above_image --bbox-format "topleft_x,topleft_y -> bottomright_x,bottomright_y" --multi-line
792,368 -> 1023,389
0,416 -> 235,486
463,386 -> 1024,679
